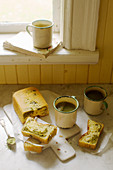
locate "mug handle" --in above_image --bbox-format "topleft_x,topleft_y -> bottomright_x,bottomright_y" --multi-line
102,101 -> 108,110
26,24 -> 32,36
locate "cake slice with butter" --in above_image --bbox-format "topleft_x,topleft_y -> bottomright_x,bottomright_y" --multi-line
79,120 -> 104,149
21,117 -> 57,144
13,87 -> 49,124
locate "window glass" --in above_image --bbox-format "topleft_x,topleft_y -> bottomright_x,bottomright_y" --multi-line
0,0 -> 52,22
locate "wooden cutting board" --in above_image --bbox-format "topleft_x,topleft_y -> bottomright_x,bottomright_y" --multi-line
3,103 -> 80,161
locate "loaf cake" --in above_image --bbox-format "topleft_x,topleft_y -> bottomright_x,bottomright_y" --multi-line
24,138 -> 43,153
79,119 -> 104,149
13,87 -> 49,123
21,117 -> 57,144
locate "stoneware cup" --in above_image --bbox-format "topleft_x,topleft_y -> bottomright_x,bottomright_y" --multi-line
26,19 -> 54,48
53,96 -> 79,128
84,86 -> 108,115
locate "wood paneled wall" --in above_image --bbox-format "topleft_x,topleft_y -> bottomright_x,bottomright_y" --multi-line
0,0 -> 113,85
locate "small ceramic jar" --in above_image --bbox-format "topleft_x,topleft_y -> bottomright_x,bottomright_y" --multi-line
53,96 -> 79,128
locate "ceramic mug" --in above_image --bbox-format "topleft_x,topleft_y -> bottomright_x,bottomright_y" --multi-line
53,96 -> 79,128
26,19 -> 54,48
84,86 -> 108,115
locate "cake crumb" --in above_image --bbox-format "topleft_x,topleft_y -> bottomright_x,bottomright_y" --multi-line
57,148 -> 61,151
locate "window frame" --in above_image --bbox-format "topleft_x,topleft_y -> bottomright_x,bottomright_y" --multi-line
0,0 -> 60,33
0,0 -> 99,65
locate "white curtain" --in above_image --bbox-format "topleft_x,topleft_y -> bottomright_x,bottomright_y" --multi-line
60,0 -> 100,51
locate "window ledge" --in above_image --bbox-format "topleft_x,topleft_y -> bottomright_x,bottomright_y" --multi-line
0,33 -> 99,65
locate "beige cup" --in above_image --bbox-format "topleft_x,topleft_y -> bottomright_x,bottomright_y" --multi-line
26,19 -> 54,48
53,96 -> 79,128
84,86 -> 108,115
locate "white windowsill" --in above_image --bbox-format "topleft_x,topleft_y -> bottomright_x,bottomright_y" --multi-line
0,33 -> 99,65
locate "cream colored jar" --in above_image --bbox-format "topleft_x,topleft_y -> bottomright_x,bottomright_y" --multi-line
84,86 -> 108,115
53,96 -> 79,128
26,19 -> 53,48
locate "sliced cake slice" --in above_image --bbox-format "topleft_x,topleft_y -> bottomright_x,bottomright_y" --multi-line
21,117 -> 57,144
87,119 -> 104,135
79,131 -> 99,149
79,119 -> 104,150
24,138 -> 43,153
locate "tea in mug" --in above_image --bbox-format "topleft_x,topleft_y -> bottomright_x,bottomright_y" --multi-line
86,90 -> 104,101
56,101 -> 76,112
34,24 -> 50,28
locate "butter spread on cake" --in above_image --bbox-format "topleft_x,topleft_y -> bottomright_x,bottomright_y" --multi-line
21,117 -> 57,144
13,87 -> 49,123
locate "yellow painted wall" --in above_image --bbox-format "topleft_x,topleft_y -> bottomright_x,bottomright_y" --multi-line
0,0 -> 113,85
